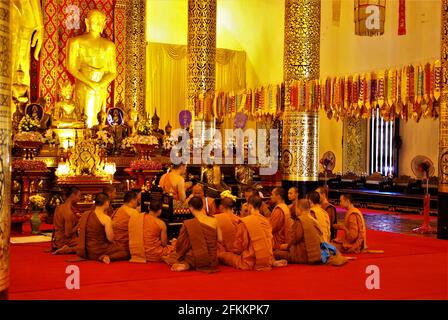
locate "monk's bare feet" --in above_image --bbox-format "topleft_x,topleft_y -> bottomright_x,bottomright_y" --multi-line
273,259 -> 288,267
53,245 -> 69,254
171,263 -> 189,272
99,255 -> 111,264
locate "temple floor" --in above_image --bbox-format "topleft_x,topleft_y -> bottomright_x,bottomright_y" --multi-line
9,210 -> 447,300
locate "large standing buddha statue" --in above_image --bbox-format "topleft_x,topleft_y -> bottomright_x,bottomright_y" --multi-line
66,9 -> 117,128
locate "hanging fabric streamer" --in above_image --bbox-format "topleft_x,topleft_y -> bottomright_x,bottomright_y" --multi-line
398,0 -> 406,36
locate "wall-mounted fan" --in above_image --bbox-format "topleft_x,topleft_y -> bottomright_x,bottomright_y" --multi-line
411,155 -> 436,234
320,151 -> 336,186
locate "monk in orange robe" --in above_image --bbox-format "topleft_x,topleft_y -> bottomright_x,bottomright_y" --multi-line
103,185 -> 117,216
240,187 -> 271,218
316,187 -> 338,240
128,199 -> 174,263
168,196 -> 221,272
185,184 -> 216,216
307,191 -> 331,243
287,187 -> 299,215
52,187 -> 81,254
159,163 -> 189,202
333,194 -> 367,253
269,187 -> 292,250
77,193 -> 129,264
219,195 -> 287,271
215,196 -> 240,252
111,191 -> 140,260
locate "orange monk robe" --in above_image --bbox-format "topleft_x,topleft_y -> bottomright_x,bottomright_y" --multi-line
111,205 -> 139,258
215,212 -> 240,252
53,202 -> 79,250
240,201 -> 271,218
174,218 -> 219,272
77,211 -> 129,261
310,205 -> 331,243
203,197 -> 217,216
128,214 -> 174,263
218,212 -> 275,271
274,214 -> 322,264
270,203 -> 292,250
333,208 -> 367,253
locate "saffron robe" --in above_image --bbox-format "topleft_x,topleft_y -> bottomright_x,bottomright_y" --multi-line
175,218 -> 219,272
335,208 -> 367,253
270,203 -> 292,250
77,210 -> 129,261
128,214 -> 174,263
159,173 -> 179,200
218,212 -> 274,271
322,202 -> 337,240
203,197 -> 217,216
310,205 -> 331,243
274,214 -> 322,264
111,205 -> 139,257
53,202 -> 79,249
215,212 -> 240,252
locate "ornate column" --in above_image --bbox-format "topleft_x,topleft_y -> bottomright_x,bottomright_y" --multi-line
125,0 -> 146,117
114,0 -> 127,104
187,0 -> 217,166
282,0 -> 321,195
0,0 -> 11,299
438,0 -> 448,239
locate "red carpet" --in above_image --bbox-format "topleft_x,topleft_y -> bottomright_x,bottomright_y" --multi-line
9,229 -> 448,300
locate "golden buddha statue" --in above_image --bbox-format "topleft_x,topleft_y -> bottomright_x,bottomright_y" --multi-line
11,66 -> 29,114
11,0 -> 44,86
66,9 -> 118,128
91,110 -> 109,135
125,109 -> 138,136
151,109 -> 164,145
54,81 -> 86,129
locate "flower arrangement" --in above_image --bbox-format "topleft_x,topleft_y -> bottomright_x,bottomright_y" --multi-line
133,134 -> 158,145
18,115 -> 40,132
14,131 -> 44,143
130,160 -> 163,171
121,136 -> 137,150
12,159 -> 47,171
29,194 -> 46,211
163,136 -> 177,150
44,129 -> 60,146
94,130 -> 114,147
137,119 -> 153,136
220,190 -> 237,202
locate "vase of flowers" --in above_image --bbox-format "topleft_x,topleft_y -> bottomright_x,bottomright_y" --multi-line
132,120 -> 159,159
29,194 -> 46,234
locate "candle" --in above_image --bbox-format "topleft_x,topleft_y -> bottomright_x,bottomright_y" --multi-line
126,179 -> 130,191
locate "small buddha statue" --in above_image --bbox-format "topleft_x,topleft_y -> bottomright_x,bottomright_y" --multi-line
125,108 -> 138,136
108,108 -> 129,153
152,109 -> 164,145
11,66 -> 29,114
165,121 -> 172,137
91,110 -> 109,135
54,80 -> 86,128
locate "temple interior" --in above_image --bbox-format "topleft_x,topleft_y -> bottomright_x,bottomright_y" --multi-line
0,0 -> 447,300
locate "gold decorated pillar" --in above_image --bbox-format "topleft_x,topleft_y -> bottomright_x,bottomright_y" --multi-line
0,0 -> 11,299
438,0 -> 448,239
187,0 -> 216,110
282,0 -> 320,192
125,0 -> 146,116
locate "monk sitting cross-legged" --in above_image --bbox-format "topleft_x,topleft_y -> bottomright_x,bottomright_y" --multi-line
274,199 -> 324,264
215,193 -> 240,252
269,187 -> 293,250
219,195 -> 288,271
111,191 -> 141,260
77,193 -> 129,264
306,191 -> 331,243
316,187 -> 338,240
287,187 -> 300,217
240,187 -> 271,218
333,194 -> 367,253
128,199 -> 175,263
168,196 -> 221,272
185,184 -> 217,216
52,187 -> 81,254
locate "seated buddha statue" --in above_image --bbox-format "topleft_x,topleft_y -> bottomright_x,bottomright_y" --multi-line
151,109 -> 164,145
11,66 -> 29,114
91,110 -> 109,135
54,81 -> 86,129
107,108 -> 129,153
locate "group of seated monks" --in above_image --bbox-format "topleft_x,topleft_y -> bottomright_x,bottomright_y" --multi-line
51,179 -> 370,271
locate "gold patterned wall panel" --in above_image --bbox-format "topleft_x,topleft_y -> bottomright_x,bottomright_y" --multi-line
114,0 -> 126,103
282,111 -> 319,181
187,0 -> 217,110
282,0 -> 321,181
343,118 -> 368,175
125,0 -> 146,116
0,0 -> 11,295
439,0 -> 448,191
